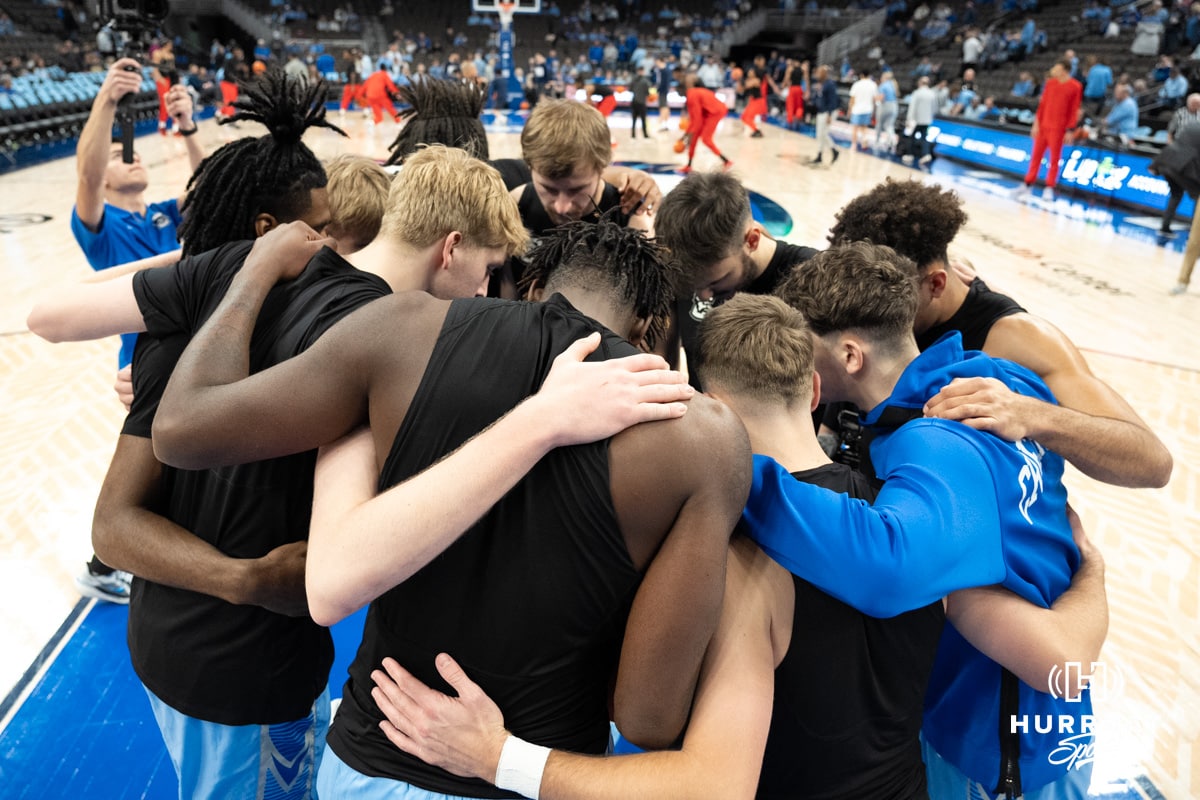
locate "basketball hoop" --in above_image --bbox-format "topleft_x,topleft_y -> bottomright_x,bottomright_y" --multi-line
497,1 -> 516,28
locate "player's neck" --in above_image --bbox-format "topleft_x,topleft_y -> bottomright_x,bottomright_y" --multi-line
750,227 -> 776,279
346,238 -> 436,293
554,286 -> 635,341
856,343 -> 920,413
713,392 -> 830,473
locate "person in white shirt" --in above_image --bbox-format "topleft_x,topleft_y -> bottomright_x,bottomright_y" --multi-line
848,69 -> 878,150
904,75 -> 939,165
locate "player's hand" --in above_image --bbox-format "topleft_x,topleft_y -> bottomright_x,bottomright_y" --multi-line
947,255 -> 978,284
115,364 -> 134,411
923,376 -> 1032,441
244,540 -> 310,617
165,83 -> 194,128
531,332 -> 693,447
100,58 -> 144,106
609,167 -> 662,216
373,654 -> 507,783
243,221 -> 332,283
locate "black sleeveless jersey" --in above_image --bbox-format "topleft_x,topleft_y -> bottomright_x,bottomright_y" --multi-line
757,463 -> 945,800
327,294 -> 643,797
916,277 -> 1025,352
125,244 -> 391,725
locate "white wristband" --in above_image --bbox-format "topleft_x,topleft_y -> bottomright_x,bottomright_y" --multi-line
494,733 -> 551,800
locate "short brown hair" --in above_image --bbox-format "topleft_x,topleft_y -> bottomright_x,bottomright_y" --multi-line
827,178 -> 968,270
520,99 -> 612,179
698,294 -> 815,404
655,172 -> 752,292
379,145 -> 528,255
324,154 -> 391,252
776,242 -> 920,344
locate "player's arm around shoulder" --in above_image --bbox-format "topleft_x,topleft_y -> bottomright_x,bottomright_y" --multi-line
609,394 -> 752,749
982,312 -> 1172,487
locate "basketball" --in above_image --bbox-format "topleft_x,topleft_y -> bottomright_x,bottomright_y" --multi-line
673,139 -> 686,153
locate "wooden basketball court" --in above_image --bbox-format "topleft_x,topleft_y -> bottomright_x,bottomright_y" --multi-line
0,110 -> 1195,797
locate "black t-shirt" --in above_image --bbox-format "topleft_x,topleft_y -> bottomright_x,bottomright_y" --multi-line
327,294 -> 642,797
916,277 -> 1025,352
677,239 -> 819,390
757,463 -> 944,800
489,158 -> 532,192
124,243 -> 391,725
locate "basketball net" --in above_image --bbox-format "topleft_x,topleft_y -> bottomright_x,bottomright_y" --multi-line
497,2 -> 516,29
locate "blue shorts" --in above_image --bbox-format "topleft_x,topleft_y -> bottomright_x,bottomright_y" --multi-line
922,734 -> 1092,800
850,112 -> 872,126
317,746 -> 480,800
145,684 -> 331,800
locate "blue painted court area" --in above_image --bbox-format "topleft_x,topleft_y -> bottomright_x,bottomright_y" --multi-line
0,595 -> 1169,798
0,601 -> 366,798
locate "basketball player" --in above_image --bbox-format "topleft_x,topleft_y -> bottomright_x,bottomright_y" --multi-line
148,218 -> 751,799
828,179 -> 1173,488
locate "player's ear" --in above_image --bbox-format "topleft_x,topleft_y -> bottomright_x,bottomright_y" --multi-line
524,278 -> 545,302
254,213 -> 279,238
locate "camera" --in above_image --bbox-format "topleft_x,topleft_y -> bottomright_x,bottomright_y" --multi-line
96,0 -> 171,63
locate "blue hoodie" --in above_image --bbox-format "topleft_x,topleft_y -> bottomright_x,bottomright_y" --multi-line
743,333 -> 1089,793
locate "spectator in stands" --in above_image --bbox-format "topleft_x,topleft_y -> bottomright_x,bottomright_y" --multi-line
962,27 -> 983,74
911,56 -> 935,80
1103,82 -> 1140,135
1019,16 -> 1037,58
1083,55 -> 1113,112
1011,70 -> 1038,96
1160,67 -> 1189,108
0,12 -> 14,36
1151,54 -> 1175,83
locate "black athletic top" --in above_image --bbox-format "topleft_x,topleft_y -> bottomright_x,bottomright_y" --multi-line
327,294 -> 643,797
124,243 -> 391,725
916,277 -> 1025,352
678,239 -> 819,390
757,463 -> 944,800
516,180 -> 631,238
490,158 -> 532,192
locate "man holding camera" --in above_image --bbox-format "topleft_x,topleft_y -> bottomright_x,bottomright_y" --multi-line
70,55 -> 204,603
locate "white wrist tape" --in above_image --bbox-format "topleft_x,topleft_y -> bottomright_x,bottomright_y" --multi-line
494,733 -> 551,799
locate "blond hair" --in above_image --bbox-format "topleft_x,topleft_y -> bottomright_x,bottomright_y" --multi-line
324,154 -> 391,253
520,99 -> 612,179
379,145 -> 528,256
698,294 -> 815,404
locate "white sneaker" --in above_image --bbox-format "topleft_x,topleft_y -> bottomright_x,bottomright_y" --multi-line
1012,184 -> 1031,199
75,566 -> 132,604
1043,187 -> 1056,201
919,154 -> 932,165
1169,282 -> 1188,295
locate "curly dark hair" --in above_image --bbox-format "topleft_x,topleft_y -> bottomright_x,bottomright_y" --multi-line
826,179 -> 968,270
518,217 -> 679,350
385,76 -> 489,165
177,68 -> 346,257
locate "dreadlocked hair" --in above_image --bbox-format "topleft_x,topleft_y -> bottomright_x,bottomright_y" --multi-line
518,217 -> 680,350
385,77 -> 488,166
177,68 -> 347,257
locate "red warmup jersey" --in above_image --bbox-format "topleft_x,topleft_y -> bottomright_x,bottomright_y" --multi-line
687,87 -> 728,121
363,70 -> 399,100
1036,77 -> 1082,132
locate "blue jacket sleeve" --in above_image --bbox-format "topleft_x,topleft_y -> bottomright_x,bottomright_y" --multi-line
742,423 -> 1008,617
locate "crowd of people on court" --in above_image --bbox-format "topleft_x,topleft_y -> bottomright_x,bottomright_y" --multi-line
21,32 -> 1181,799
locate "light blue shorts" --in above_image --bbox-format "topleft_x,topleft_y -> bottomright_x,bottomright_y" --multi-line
316,746 -> 481,800
850,112 -> 872,126
922,734 -> 1092,800
145,684 -> 330,800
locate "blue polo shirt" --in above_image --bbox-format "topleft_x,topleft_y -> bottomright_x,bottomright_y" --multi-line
71,198 -> 182,367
